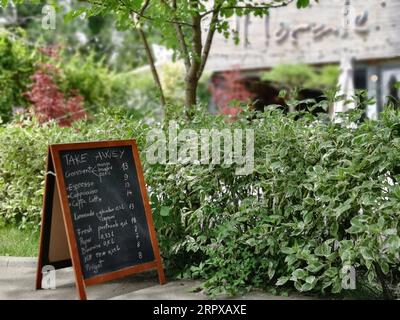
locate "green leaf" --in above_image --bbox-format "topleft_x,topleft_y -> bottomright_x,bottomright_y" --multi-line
367,270 -> 375,283
315,242 -> 331,257
346,216 -> 367,234
324,267 -> 339,278
360,247 -> 374,261
276,276 -> 289,286
285,255 -> 297,266
346,225 -> 363,234
301,281 -> 316,292
380,261 -> 389,275
335,203 -> 351,217
160,206 -> 170,217
305,275 -> 316,284
386,235 -> 400,251
306,261 -> 324,273
303,211 -> 313,224
281,247 -> 296,254
278,89 -> 287,98
297,0 -> 310,9
330,221 -> 339,236
340,248 -> 353,263
292,268 -> 307,280
64,8 -> 88,23
331,279 -> 342,293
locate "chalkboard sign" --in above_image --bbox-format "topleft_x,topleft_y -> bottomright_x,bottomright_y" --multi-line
36,140 -> 166,300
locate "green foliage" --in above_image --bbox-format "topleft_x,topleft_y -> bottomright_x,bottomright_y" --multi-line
127,69 -> 163,114
160,61 -> 211,106
2,0 -> 317,111
0,29 -> 37,122
62,0 -> 315,59
197,73 -> 212,106
1,100 -> 400,298
146,105 -> 400,298
0,109 -> 147,229
262,63 -> 339,91
128,62 -> 211,112
1,2 -> 147,72
58,53 -> 114,110
57,51 -> 159,115
0,30 -> 148,123
128,61 -> 190,109
161,62 -> 186,106
297,0 -> 313,8
56,52 -> 136,112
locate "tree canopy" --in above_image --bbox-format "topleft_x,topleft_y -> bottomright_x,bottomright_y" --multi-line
2,0 -> 316,111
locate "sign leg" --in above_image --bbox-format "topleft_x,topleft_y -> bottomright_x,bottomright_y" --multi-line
155,256 -> 166,285
36,148 -> 51,291
35,260 -> 43,290
74,272 -> 87,300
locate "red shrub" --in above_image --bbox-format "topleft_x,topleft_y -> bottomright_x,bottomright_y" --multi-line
38,45 -> 61,60
24,63 -> 86,127
209,69 -> 254,119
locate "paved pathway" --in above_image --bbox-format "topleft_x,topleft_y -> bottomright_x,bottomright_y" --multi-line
0,256 -> 314,300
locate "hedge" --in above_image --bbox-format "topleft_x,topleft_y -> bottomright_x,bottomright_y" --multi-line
1,106 -> 399,298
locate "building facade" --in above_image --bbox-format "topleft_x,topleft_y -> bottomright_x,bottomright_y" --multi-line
206,0 -> 400,118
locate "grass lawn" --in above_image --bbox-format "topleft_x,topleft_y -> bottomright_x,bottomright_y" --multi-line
0,225 -> 39,257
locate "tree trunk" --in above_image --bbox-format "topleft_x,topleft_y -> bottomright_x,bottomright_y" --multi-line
184,9 -> 202,117
185,76 -> 198,114
137,27 -> 167,108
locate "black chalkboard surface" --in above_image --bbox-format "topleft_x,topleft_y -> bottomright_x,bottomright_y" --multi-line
59,146 -> 154,279
36,140 -> 165,300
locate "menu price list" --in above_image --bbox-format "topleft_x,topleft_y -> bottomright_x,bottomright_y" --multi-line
60,146 -> 154,279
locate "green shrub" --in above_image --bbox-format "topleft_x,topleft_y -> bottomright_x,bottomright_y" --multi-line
145,106 -> 400,298
261,63 -> 339,91
1,104 -> 400,298
127,62 -> 211,116
0,30 -> 150,124
0,108 -> 147,229
57,52 -> 136,112
126,70 -> 161,115
0,29 -> 38,123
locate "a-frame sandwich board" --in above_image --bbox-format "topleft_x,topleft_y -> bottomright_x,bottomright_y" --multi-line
35,140 -> 166,300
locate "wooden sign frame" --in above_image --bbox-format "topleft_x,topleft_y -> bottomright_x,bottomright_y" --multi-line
35,140 -> 166,300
